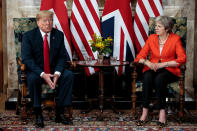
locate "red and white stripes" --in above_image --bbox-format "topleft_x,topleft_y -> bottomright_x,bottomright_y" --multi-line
134,0 -> 163,52
40,0 -> 72,60
70,0 -> 101,75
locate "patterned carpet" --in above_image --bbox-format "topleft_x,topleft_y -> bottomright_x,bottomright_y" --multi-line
0,109 -> 197,131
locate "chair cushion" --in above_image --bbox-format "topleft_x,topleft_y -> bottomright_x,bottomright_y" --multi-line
135,80 -> 180,100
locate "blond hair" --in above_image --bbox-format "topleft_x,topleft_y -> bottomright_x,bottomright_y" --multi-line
36,10 -> 53,21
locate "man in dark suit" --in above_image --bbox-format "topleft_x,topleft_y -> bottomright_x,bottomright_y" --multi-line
22,10 -> 73,128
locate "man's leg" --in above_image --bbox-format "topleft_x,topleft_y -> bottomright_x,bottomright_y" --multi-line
56,69 -> 73,125
27,72 -> 44,128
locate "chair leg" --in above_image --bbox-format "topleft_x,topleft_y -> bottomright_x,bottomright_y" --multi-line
179,65 -> 186,121
131,65 -> 137,118
16,89 -> 21,115
179,83 -> 184,119
68,106 -> 73,120
20,100 -> 28,124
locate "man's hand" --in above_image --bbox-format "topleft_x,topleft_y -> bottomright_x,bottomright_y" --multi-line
52,74 -> 59,89
42,73 -> 55,89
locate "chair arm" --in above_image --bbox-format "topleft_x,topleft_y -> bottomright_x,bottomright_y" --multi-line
16,58 -> 26,81
67,61 -> 77,70
130,62 -> 144,73
16,58 -> 27,98
180,64 -> 186,74
16,58 -> 26,71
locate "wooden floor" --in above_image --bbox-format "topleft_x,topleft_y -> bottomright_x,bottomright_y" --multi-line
0,93 -> 6,112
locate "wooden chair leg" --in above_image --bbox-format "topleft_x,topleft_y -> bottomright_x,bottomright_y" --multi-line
16,88 -> 20,115
179,65 -> 185,119
131,64 -> 137,118
20,99 -> 28,124
67,106 -> 73,120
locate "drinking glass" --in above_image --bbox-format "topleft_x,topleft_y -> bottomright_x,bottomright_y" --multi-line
110,56 -> 117,64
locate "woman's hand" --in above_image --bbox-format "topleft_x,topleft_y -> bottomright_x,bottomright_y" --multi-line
156,61 -> 179,69
167,61 -> 179,67
154,62 -> 166,70
139,59 -> 158,71
150,61 -> 179,71
139,59 -> 179,72
144,60 -> 158,72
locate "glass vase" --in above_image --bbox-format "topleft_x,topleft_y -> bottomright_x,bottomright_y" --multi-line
97,53 -> 103,64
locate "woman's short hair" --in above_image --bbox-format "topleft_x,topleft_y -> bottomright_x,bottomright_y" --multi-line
155,16 -> 173,33
36,10 -> 53,21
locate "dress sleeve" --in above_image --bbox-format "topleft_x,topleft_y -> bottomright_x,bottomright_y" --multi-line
175,37 -> 186,64
134,36 -> 151,62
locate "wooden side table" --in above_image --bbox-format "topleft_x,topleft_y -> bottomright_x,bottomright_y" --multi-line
76,60 -> 129,120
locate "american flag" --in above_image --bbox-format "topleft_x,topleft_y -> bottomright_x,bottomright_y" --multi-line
70,0 -> 101,76
134,0 -> 163,52
102,0 -> 135,75
40,0 -> 72,60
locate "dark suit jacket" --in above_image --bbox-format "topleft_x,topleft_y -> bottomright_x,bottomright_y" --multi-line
134,32 -> 186,76
22,27 -> 69,76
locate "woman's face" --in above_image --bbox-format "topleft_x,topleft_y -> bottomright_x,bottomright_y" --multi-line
155,21 -> 167,36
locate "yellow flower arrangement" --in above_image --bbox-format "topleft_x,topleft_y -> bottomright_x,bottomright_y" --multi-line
89,33 -> 113,55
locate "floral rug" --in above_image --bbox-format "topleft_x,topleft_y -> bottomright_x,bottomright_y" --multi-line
0,109 -> 197,131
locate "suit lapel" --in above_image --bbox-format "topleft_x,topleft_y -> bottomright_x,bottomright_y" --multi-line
49,29 -> 55,64
35,28 -> 44,50
155,36 -> 160,56
161,33 -> 171,56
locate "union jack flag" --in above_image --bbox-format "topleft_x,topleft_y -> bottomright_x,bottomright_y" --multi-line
102,0 -> 136,75
40,0 -> 72,60
134,0 -> 163,51
70,0 -> 101,76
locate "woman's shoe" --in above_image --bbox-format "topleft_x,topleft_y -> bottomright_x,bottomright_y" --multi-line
136,120 -> 148,126
157,121 -> 167,128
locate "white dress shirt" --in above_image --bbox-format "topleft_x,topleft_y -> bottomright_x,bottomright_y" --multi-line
39,29 -> 61,77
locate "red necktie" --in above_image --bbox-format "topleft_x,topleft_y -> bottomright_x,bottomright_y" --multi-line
44,33 -> 51,74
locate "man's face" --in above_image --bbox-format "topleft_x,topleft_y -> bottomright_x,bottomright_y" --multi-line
37,16 -> 53,33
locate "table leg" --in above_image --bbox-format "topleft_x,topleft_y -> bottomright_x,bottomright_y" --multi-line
81,67 -> 91,114
111,68 -> 121,114
112,67 -> 117,112
98,69 -> 104,120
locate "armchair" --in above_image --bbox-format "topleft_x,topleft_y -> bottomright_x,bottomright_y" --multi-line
14,18 -> 73,122
130,17 -> 187,120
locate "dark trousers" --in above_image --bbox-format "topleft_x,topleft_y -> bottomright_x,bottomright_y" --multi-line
27,70 -> 73,108
142,68 -> 178,109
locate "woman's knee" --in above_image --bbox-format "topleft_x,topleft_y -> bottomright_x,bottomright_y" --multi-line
143,70 -> 154,83
154,75 -> 166,85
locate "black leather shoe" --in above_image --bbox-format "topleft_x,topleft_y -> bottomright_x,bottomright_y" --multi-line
35,114 -> 44,128
157,121 -> 167,128
55,114 -> 73,125
136,120 -> 148,126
